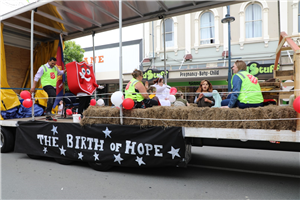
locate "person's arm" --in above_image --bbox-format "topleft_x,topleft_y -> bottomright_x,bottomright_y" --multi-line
56,66 -> 66,75
227,76 -> 242,108
196,93 -> 204,103
135,82 -> 149,99
30,67 -> 44,93
204,97 -> 214,105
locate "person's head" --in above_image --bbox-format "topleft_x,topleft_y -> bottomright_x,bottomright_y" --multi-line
198,79 -> 213,92
175,91 -> 184,99
153,78 -> 164,86
48,57 -> 57,68
232,60 -> 247,74
59,100 -> 63,104
147,87 -> 156,94
132,69 -> 143,81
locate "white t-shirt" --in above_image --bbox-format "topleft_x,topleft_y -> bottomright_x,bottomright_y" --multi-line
58,104 -> 63,115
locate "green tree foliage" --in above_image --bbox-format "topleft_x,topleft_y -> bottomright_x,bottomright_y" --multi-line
63,41 -> 85,92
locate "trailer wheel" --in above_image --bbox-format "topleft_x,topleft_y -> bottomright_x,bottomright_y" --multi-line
27,154 -> 41,159
1,126 -> 15,153
55,158 -> 73,165
88,162 -> 112,171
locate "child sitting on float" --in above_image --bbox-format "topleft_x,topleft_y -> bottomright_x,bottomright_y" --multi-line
194,80 -> 222,108
147,87 -> 160,105
174,91 -> 189,106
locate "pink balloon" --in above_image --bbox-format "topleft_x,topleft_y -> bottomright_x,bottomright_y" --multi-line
20,91 -> 31,99
22,99 -> 32,108
90,99 -> 96,106
170,87 -> 177,95
293,96 -> 300,113
123,98 -> 135,110
66,109 -> 72,115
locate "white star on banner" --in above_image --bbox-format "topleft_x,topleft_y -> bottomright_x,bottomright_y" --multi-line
43,147 -> 47,154
59,145 -> 66,156
78,152 -> 84,160
168,146 -> 180,159
102,127 -> 112,138
93,152 -> 99,161
113,153 -> 123,165
51,125 -> 58,135
135,156 -> 146,166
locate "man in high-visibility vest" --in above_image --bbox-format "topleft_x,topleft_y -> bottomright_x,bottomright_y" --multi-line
30,57 -> 66,120
224,60 -> 263,109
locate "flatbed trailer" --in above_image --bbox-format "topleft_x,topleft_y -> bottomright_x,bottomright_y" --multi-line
1,118 -> 299,171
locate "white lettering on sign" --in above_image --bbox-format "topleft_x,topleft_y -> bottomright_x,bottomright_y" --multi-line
65,134 -> 104,151
125,140 -> 164,157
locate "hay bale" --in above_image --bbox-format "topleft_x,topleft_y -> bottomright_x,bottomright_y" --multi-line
80,105 -> 297,130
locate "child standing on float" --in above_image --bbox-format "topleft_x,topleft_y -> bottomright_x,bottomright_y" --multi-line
148,77 -> 171,106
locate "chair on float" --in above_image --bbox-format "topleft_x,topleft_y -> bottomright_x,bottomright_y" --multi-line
63,93 -> 79,118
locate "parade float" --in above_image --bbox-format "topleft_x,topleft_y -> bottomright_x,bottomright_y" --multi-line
0,1 -> 299,171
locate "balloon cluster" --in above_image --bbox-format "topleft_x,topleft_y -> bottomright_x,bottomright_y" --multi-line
169,87 -> 177,103
20,91 -> 32,108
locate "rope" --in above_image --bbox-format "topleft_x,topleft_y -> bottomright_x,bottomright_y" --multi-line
85,116 -> 300,122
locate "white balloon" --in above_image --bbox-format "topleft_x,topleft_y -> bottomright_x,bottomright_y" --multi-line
111,91 -> 124,106
169,95 -> 176,103
97,99 -> 105,106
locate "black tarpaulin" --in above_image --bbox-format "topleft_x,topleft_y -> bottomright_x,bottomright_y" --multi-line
15,121 -> 187,168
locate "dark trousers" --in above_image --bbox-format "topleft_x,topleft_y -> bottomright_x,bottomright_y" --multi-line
135,99 -> 159,108
43,85 -> 56,113
78,96 -> 91,114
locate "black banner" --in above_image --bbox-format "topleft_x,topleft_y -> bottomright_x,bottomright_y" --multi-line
15,121 -> 186,168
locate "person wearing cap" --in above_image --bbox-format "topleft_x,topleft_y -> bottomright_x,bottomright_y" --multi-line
30,57 -> 66,120
223,60 -> 263,109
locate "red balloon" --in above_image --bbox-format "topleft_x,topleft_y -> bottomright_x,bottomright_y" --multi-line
122,98 -> 134,110
20,91 -> 31,99
293,96 -> 300,113
22,99 -> 32,108
170,87 -> 177,95
66,109 -> 72,115
90,99 -> 96,106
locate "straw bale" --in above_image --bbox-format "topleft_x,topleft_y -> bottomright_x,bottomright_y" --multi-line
80,105 -> 297,130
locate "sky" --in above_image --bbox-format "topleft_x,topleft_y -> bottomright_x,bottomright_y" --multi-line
0,0 -> 37,16
71,24 -> 143,48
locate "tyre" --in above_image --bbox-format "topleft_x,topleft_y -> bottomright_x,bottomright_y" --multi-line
1,126 -> 16,153
55,158 -> 73,165
27,154 -> 41,159
88,162 -> 112,171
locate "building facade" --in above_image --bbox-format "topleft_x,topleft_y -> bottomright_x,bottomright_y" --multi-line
140,0 -> 299,102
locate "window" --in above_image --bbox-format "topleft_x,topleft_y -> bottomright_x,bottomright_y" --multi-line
200,12 -> 215,44
161,18 -> 174,48
245,4 -> 262,38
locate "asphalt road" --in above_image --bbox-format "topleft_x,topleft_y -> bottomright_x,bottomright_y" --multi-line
1,146 -> 299,199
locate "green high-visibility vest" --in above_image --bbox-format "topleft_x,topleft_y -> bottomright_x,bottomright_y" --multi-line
41,65 -> 57,87
236,71 -> 263,104
125,78 -> 144,102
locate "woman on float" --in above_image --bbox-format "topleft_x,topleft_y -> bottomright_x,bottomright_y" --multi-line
223,60 -> 263,109
149,76 -> 171,106
194,79 -> 215,107
125,69 -> 158,108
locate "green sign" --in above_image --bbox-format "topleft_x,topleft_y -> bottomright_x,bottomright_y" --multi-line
143,69 -> 169,81
247,62 -> 280,76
